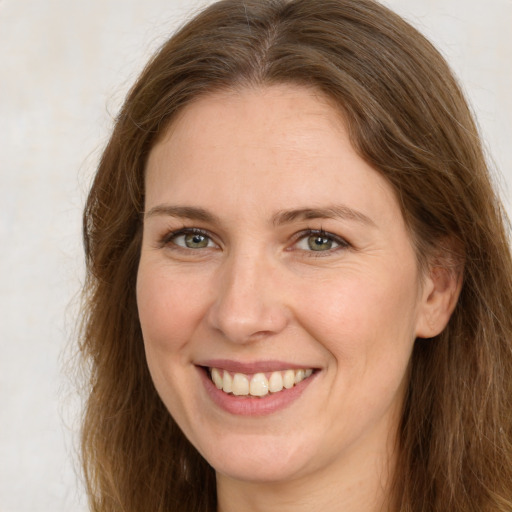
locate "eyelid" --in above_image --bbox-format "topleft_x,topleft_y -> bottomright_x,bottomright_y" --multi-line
157,226 -> 349,254
159,227 -> 219,249
290,228 -> 350,253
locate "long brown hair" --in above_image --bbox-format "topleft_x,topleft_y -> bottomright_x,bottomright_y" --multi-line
80,1 -> 512,510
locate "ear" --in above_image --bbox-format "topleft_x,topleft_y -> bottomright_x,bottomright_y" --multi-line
415,259 -> 463,339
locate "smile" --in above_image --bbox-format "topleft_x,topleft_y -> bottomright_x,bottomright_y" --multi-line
210,367 -> 314,397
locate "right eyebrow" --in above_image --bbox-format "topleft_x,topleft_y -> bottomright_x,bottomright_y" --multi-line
144,205 -> 220,224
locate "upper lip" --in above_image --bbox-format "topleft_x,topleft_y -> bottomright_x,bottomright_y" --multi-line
197,359 -> 318,374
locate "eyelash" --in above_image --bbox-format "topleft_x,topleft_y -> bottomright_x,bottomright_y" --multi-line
291,229 -> 350,256
160,227 -> 216,249
159,227 -> 350,255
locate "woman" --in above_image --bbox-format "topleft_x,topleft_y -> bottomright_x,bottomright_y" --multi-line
79,0 -> 512,510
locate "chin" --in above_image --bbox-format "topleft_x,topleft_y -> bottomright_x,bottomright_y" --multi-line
213,457 -> 305,484
198,433 -> 313,483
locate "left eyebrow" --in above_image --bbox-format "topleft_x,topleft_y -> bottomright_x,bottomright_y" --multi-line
272,205 -> 376,227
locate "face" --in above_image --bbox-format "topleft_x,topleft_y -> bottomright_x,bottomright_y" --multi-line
137,85 -> 431,486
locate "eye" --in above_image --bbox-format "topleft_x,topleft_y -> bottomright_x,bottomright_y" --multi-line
294,230 -> 348,253
164,229 -> 217,250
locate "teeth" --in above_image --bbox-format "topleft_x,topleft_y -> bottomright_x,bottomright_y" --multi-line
232,373 -> 249,396
249,373 -> 269,397
209,368 -> 314,397
268,371 -> 283,393
222,371 -> 233,393
283,370 -> 295,389
212,367 -> 223,389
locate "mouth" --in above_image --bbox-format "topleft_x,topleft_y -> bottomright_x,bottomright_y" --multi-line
196,360 -> 320,415
207,367 -> 315,397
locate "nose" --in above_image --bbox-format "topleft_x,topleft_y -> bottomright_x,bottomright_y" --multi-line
206,249 -> 290,344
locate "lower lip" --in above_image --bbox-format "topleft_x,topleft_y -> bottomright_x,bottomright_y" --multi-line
198,367 -> 317,416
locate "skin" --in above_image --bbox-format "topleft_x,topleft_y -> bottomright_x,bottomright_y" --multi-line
137,85 -> 459,512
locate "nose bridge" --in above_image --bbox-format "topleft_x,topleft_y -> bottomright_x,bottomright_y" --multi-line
207,245 -> 288,343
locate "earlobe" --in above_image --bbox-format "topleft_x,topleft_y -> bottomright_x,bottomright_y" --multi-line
415,264 -> 463,339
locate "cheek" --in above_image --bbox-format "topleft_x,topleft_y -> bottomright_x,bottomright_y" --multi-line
302,271 -> 418,344
137,264 -> 212,392
294,265 -> 420,403
136,264 -> 208,421
136,263 -> 208,359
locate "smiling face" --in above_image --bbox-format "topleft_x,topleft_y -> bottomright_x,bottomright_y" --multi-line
137,85 -> 434,491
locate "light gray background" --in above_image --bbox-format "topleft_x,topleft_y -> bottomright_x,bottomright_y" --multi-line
1,1 -> 510,511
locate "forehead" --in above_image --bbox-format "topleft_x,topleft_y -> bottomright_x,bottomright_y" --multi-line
145,84 -> 401,228
151,85 -> 345,164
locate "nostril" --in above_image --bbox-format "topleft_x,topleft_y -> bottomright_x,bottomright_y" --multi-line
207,307 -> 289,345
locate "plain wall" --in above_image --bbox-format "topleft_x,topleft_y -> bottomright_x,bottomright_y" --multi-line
0,1 -> 510,510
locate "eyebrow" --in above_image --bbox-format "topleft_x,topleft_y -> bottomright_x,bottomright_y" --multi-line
272,205 -> 376,227
144,205 -> 220,223
145,203 -> 375,227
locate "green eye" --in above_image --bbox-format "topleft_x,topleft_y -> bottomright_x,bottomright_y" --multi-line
293,230 -> 347,253
307,235 -> 334,251
183,233 -> 210,248
167,230 -> 214,249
